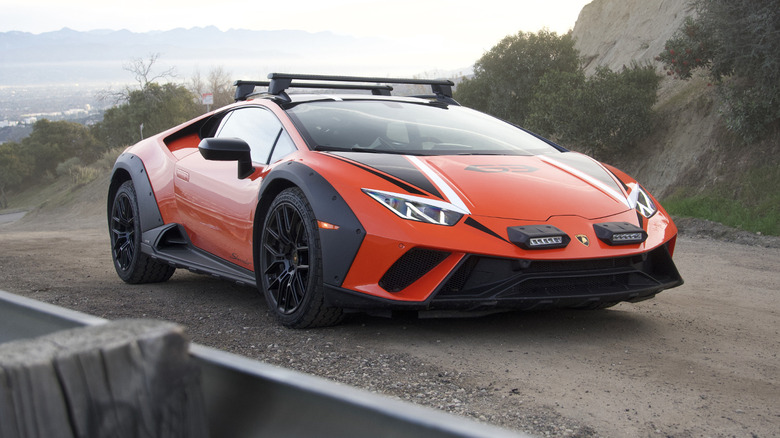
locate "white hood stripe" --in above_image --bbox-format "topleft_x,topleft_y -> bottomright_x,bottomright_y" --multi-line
406,155 -> 471,215
538,155 -> 631,208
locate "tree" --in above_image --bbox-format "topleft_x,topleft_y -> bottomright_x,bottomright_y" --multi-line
656,17 -> 713,79
190,66 -> 235,112
576,65 -> 660,154
92,53 -> 201,147
657,0 -> 780,141
92,82 -> 200,148
124,53 -> 177,88
22,119 -> 103,175
526,65 -> 660,156
524,70 -> 586,144
0,142 -> 32,207
0,120 -> 103,203
455,30 -> 580,126
98,53 -> 178,104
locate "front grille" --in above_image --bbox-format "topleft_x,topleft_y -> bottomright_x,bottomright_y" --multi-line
434,244 -> 682,304
379,248 -> 450,292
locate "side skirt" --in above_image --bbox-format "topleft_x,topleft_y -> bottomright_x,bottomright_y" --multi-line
140,223 -> 256,287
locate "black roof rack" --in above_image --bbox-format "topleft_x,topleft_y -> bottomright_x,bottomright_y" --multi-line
233,80 -> 270,102
233,73 -> 457,104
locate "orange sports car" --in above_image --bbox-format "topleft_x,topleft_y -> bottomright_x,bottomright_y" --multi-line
108,73 -> 683,328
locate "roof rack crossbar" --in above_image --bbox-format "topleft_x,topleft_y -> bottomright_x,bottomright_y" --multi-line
268,73 -> 455,97
233,79 -> 394,101
269,73 -> 455,99
233,74 -> 456,102
274,82 -> 393,93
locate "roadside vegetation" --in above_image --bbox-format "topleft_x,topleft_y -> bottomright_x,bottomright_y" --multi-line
455,30 -> 660,159
654,0 -> 780,235
657,0 -> 780,143
663,164 -> 780,236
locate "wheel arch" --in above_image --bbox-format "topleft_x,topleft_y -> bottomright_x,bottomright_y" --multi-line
254,162 -> 365,288
108,152 -> 165,233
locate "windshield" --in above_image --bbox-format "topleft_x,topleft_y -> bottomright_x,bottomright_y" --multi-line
285,100 -> 564,156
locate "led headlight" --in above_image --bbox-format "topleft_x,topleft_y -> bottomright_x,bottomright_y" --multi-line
627,184 -> 657,219
363,189 -> 466,226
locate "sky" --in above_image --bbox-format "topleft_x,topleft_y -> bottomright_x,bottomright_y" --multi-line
2,1 -> 590,49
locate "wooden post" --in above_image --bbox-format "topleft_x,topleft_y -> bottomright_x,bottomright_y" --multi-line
0,319 -> 208,438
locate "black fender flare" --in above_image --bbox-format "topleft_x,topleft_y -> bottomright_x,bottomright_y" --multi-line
107,153 -> 165,234
257,161 -> 365,287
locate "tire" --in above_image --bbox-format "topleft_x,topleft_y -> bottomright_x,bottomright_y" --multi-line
109,180 -> 175,284
259,187 -> 344,328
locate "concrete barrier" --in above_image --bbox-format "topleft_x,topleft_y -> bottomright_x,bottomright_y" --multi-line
0,290 -> 528,438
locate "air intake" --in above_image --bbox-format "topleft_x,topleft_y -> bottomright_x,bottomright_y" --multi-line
379,248 -> 450,292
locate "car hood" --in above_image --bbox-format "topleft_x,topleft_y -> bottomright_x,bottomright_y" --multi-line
333,152 -> 632,221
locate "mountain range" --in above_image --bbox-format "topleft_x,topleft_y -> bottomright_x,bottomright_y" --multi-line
1,27 -> 458,86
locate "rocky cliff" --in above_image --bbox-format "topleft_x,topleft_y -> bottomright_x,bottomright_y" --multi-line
569,0 -> 740,199
572,0 -> 694,74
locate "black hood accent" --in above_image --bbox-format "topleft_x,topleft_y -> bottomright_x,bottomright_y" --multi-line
465,217 -> 509,243
330,152 -> 443,199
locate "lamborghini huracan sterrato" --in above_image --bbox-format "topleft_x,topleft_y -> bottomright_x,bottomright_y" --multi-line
108,73 -> 683,328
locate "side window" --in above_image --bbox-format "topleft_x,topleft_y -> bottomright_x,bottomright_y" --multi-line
216,107 -> 283,164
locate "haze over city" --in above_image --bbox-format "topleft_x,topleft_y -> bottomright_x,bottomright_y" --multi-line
2,0 -> 590,75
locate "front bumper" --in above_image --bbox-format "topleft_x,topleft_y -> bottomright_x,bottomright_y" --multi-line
325,243 -> 683,311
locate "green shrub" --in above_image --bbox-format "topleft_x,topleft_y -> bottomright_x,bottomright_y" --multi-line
527,64 -> 660,156
455,29 -> 580,126
656,17 -> 713,79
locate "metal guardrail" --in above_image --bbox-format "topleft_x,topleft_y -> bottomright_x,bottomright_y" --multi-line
0,290 -> 528,438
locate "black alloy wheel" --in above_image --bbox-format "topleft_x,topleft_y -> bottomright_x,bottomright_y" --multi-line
109,180 -> 174,283
264,201 -> 310,314
111,187 -> 136,272
260,188 -> 343,328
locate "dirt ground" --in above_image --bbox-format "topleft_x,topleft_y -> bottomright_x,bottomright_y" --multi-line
1,204 -> 778,437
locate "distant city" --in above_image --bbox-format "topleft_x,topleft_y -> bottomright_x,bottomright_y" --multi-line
0,84 -> 111,143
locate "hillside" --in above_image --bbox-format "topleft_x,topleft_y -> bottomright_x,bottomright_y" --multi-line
572,0 -> 701,198
572,0 -> 779,209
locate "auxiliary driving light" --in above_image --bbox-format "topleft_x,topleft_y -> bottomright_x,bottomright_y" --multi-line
593,222 -> 648,246
507,225 -> 571,250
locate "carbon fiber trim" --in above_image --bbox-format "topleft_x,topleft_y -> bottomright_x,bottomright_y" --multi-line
330,152 -> 442,198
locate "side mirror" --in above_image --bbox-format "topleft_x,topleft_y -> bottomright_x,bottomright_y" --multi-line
198,137 -> 255,179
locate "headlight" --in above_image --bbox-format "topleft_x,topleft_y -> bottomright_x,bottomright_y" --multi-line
627,184 -> 657,218
363,189 -> 465,226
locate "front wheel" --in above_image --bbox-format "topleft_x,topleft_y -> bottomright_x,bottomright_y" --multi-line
259,187 -> 343,328
109,180 -> 175,284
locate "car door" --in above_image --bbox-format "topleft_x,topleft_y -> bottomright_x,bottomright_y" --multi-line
173,105 -> 297,271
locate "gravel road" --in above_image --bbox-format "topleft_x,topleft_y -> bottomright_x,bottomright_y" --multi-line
1,209 -> 778,437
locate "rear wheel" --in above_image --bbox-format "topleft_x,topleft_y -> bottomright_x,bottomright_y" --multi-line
109,180 -> 175,283
259,187 -> 343,328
